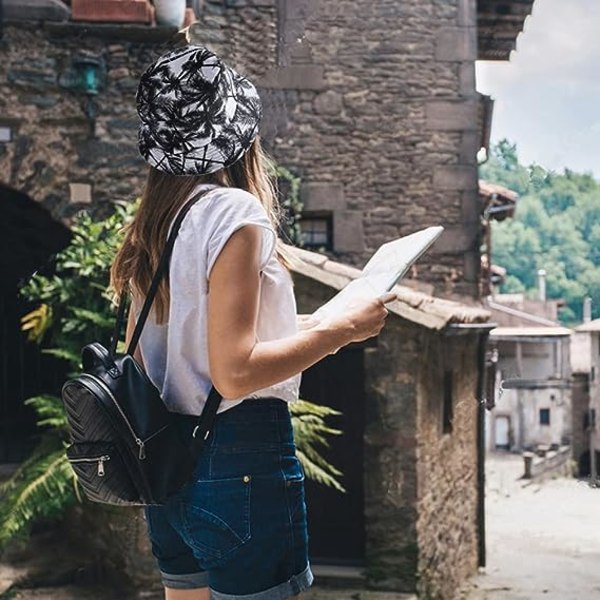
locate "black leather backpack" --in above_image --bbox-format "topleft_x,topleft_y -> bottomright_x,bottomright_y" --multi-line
62,191 -> 222,506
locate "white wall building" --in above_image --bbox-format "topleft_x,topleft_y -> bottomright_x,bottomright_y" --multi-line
486,327 -> 572,452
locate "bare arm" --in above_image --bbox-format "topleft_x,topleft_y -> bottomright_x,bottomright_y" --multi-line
207,225 -> 393,399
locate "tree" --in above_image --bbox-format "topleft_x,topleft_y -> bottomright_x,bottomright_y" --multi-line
480,140 -> 600,324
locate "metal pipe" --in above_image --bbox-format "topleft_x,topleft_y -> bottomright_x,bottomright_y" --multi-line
476,331 -> 490,568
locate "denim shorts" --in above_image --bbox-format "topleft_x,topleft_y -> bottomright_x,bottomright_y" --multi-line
144,398 -> 313,599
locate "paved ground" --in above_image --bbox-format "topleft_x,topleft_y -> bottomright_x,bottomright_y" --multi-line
2,453 -> 598,599
459,453 -> 600,600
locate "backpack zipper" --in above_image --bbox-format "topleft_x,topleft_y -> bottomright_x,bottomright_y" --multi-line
70,455 -> 110,476
78,374 -> 147,460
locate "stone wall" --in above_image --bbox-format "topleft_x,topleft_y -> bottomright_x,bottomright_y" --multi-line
263,0 -> 481,300
2,0 -> 481,298
0,23 -> 166,219
415,332 -> 479,599
0,0 -> 279,220
363,318 -> 422,592
294,273 -> 480,596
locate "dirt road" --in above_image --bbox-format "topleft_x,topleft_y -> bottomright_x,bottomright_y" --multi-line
460,453 -> 600,600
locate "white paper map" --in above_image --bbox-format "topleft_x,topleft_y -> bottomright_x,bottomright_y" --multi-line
313,226 -> 444,321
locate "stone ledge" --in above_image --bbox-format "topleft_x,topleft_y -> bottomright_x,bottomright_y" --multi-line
43,21 -> 178,43
3,0 -> 70,22
301,182 -> 345,212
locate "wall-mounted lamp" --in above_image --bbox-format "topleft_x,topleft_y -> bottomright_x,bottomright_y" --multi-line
59,53 -> 106,135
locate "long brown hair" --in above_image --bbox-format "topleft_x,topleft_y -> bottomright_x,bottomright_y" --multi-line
110,137 -> 287,324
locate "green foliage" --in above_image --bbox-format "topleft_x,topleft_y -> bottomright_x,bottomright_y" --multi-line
276,165 -> 304,246
0,396 -> 76,547
481,140 -> 600,324
2,178 -> 342,548
290,400 -> 344,491
20,201 -> 138,357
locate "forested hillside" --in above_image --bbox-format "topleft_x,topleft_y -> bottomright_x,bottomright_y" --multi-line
480,140 -> 600,324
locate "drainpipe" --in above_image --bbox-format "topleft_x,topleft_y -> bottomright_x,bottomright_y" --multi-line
476,331 -> 489,568
583,297 -> 592,324
446,323 -> 497,569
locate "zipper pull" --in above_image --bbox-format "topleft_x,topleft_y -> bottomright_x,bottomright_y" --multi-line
98,457 -> 106,477
136,439 -> 146,460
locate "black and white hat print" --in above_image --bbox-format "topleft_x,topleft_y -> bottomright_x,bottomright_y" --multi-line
136,45 -> 262,176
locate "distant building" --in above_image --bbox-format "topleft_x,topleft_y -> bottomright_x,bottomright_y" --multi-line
574,319 -> 600,480
487,327 -> 572,452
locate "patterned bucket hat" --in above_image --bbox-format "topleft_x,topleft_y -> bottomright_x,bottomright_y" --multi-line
136,45 -> 262,175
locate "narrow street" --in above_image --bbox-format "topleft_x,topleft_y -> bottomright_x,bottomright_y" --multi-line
460,453 -> 600,600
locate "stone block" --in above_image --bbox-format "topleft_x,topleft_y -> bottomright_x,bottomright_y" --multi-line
433,165 -> 477,191
435,28 -> 477,62
4,0 -> 70,22
461,188 -> 480,220
313,91 -> 343,116
69,182 -> 92,204
458,0 -> 477,27
281,0 -> 318,20
426,101 -> 477,131
71,0 -> 153,24
259,66 -> 325,90
430,226 -> 478,254
18,95 -> 59,109
459,131 -> 480,165
334,211 -> 365,253
459,63 -> 476,97
301,182 -> 345,212
463,250 -> 480,283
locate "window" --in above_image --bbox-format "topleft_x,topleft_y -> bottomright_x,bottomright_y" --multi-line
442,370 -> 453,434
0,126 -> 12,143
540,408 -> 550,426
299,214 -> 333,250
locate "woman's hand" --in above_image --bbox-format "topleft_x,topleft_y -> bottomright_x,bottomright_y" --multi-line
323,292 -> 396,346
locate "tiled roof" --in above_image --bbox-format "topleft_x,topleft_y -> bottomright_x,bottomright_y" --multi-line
490,326 -> 573,338
479,180 -> 519,203
284,245 -> 491,330
576,319 -> 600,333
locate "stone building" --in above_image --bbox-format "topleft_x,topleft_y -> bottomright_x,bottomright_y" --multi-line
487,327 -> 572,452
287,245 -> 491,598
0,0 -> 535,298
0,0 -> 535,597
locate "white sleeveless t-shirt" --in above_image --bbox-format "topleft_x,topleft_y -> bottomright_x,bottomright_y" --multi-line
136,184 -> 301,416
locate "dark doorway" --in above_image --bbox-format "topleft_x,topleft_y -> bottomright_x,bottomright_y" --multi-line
300,346 -> 366,565
0,184 -> 71,463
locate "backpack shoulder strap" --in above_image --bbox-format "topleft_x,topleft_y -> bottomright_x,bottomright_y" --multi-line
110,190 -> 210,357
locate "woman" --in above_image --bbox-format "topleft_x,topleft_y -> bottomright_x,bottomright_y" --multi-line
111,45 -> 394,600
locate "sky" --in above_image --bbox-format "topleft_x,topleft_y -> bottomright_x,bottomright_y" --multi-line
476,0 -> 600,178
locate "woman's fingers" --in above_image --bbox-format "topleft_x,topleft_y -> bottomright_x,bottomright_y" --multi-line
378,291 -> 397,305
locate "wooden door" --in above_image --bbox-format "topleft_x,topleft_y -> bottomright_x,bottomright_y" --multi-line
300,346 -> 366,564
495,415 -> 510,450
